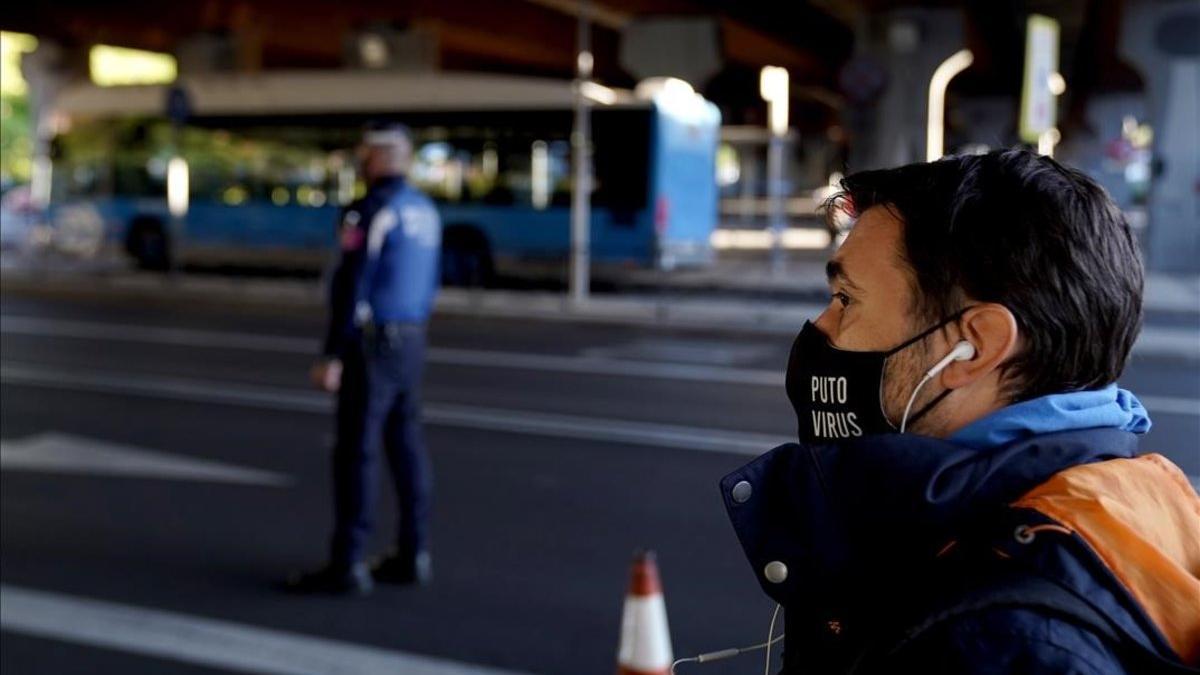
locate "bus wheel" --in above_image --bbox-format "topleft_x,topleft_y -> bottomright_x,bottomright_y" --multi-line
442,227 -> 494,288
127,218 -> 171,272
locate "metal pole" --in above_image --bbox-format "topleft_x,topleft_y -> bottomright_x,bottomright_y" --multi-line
569,0 -> 592,305
926,49 -> 974,162
767,129 -> 786,278
760,66 -> 789,279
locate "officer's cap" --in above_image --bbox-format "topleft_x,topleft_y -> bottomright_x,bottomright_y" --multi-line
362,122 -> 413,148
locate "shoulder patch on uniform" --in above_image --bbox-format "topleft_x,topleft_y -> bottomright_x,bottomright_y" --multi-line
339,210 -> 365,251
401,204 -> 441,248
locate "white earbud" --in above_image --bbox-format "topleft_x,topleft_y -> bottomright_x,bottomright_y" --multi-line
924,340 -> 976,379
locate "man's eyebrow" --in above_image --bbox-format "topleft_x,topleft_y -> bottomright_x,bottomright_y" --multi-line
825,259 -> 863,291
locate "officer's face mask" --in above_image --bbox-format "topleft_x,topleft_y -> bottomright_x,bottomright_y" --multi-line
784,312 -> 964,444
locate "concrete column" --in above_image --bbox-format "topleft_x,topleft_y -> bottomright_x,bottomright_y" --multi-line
18,40 -> 64,208
1120,0 -> 1200,273
847,8 -> 965,171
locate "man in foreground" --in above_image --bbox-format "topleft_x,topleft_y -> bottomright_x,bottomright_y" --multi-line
722,149 -> 1199,673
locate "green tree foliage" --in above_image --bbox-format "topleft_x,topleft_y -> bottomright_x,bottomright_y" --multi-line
1,94 -> 32,182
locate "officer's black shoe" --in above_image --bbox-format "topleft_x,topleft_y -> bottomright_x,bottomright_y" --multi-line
371,551 -> 432,586
284,562 -> 374,596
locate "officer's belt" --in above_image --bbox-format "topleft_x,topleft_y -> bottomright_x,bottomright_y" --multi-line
362,321 -> 425,340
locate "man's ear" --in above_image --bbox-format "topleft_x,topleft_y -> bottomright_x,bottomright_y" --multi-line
941,303 -> 1019,389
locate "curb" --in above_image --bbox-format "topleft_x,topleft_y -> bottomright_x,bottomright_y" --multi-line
622,265 -> 1200,316
2,270 -> 1197,360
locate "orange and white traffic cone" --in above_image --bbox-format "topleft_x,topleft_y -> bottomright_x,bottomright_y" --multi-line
617,550 -> 674,675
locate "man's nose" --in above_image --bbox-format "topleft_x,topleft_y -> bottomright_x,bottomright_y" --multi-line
813,309 -> 837,340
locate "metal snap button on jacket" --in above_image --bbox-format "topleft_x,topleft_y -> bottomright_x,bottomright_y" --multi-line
764,560 -> 788,583
731,480 -> 753,503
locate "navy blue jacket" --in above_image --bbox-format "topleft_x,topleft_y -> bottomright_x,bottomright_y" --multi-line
323,176 -> 441,357
721,429 -> 1199,674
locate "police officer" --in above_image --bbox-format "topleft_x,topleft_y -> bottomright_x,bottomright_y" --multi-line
288,124 -> 441,595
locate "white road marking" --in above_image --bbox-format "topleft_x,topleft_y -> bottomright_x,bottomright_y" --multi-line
0,584 -> 532,675
1133,328 -> 1200,360
426,402 -> 781,455
0,315 -> 317,353
8,315 -> 1198,406
1137,395 -> 1200,417
4,314 -> 1195,415
1,315 -> 1196,416
1,362 -> 1196,486
0,362 -> 787,456
431,347 -> 780,386
0,315 -> 781,386
0,432 -> 289,486
580,338 -> 774,366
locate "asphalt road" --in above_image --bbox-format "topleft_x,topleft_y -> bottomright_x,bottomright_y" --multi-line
2,289 -> 1197,675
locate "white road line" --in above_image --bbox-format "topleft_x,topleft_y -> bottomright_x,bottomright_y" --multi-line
1,315 -> 317,353
1,315 -> 1196,416
1133,329 -> 1200,360
1,362 -> 1196,485
1137,395 -> 1200,417
0,362 -> 786,456
0,315 -> 782,386
0,432 -> 290,486
430,347 -> 781,386
0,584 -> 533,675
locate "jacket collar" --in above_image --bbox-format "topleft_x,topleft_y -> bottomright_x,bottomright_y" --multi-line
720,428 -> 1139,608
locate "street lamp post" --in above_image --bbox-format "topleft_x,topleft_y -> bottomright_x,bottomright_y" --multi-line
926,49 -> 974,162
569,0 -> 593,306
759,66 -> 789,278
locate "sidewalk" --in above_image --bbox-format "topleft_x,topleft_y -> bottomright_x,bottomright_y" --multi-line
627,255 -> 1200,316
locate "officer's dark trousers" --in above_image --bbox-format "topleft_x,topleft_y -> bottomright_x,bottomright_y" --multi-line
330,324 -> 431,568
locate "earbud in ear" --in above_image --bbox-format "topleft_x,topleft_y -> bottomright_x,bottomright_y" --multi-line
949,340 -> 976,362
925,340 -> 976,378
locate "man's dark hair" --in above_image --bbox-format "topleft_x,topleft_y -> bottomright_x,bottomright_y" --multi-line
829,149 -> 1144,403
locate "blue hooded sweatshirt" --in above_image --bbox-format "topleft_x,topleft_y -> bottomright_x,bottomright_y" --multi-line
950,384 -> 1152,449
721,386 -> 1200,674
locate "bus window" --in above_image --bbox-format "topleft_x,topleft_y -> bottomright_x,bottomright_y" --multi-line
411,131 -> 572,209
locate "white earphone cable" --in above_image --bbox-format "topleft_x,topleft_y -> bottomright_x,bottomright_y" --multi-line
669,604 -> 784,674
899,373 -> 934,434
763,602 -> 782,675
901,340 -> 974,433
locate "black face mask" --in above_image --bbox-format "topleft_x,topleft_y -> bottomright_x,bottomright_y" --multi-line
785,313 -> 964,444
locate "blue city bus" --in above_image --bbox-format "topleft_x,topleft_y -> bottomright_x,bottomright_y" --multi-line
46,71 -> 720,283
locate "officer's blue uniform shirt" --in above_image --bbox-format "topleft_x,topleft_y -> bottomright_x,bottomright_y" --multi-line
323,176 -> 441,357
